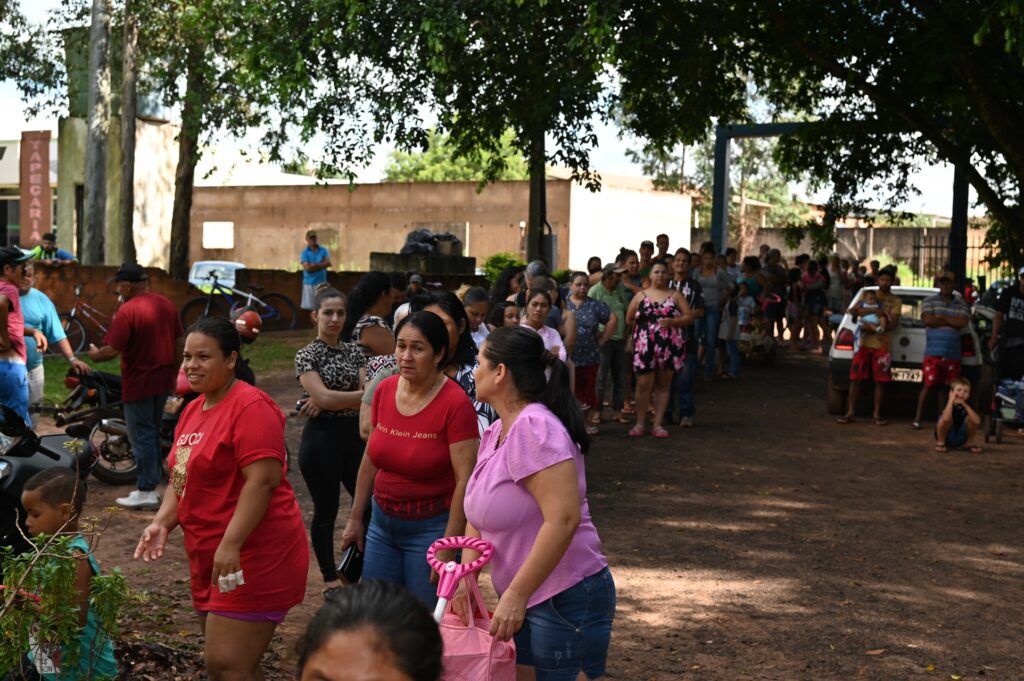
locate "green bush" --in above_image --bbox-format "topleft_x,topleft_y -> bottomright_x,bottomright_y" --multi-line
482,253 -> 525,286
552,268 -> 573,284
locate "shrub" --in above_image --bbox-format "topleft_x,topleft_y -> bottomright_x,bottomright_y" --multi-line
482,252 -> 525,286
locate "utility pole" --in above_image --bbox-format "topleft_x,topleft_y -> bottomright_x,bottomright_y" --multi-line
119,0 -> 138,263
82,0 -> 111,265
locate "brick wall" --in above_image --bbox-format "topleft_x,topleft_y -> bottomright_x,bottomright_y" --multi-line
32,265 -> 195,345
31,266 -> 490,342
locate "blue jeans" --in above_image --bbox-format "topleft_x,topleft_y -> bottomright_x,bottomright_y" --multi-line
726,339 -> 741,377
514,566 -> 616,681
702,306 -> 722,377
363,497 -> 448,607
673,350 -> 698,419
124,395 -> 165,492
0,359 -> 30,427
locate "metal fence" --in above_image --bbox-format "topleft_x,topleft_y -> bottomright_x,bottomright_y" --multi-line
909,233 -> 1013,290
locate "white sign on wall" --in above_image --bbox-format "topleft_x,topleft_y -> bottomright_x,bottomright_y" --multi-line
202,221 -> 235,249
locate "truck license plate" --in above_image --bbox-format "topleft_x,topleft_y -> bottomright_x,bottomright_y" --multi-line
892,368 -> 922,383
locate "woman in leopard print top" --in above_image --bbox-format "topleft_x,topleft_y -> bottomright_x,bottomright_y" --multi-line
295,287 -> 366,593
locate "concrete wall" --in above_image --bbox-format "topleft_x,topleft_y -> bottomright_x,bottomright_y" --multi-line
56,117 -> 177,267
190,180 -> 574,272
568,183 -> 691,271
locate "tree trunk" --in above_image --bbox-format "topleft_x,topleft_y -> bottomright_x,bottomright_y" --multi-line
82,0 -> 111,265
118,0 -> 138,264
526,127 -> 545,263
678,144 -> 686,192
169,47 -> 203,280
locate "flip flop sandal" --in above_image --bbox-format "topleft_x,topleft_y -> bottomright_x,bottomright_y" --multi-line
652,427 -> 669,438
627,425 -> 645,437
934,444 -> 947,452
589,412 -> 602,426
873,418 -> 888,426
614,414 -> 632,424
911,421 -> 922,430
963,445 -> 983,453
586,425 -> 600,436
836,416 -> 853,424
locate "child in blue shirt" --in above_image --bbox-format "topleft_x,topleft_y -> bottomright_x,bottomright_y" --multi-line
7,468 -> 118,681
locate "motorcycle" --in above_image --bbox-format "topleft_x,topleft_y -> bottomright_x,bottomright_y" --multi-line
54,309 -> 263,486
55,371 -> 182,486
0,406 -> 97,557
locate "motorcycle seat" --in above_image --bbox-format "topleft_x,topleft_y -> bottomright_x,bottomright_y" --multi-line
38,434 -> 83,463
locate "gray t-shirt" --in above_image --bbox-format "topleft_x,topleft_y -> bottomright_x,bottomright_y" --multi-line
696,269 -> 734,307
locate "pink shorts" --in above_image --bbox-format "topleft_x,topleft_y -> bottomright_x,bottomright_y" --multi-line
196,608 -> 289,624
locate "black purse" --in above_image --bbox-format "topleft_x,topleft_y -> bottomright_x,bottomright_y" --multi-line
337,544 -> 364,584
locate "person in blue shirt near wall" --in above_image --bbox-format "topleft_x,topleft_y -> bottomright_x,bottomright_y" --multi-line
18,262 -> 92,407
29,232 -> 77,268
300,229 -> 332,311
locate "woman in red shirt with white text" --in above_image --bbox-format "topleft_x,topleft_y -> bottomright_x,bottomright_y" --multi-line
133,317 -> 308,681
341,311 -> 479,606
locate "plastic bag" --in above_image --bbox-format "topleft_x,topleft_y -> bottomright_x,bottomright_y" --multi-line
439,578 -> 516,681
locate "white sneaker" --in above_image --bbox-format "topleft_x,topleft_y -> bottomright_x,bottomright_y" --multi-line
116,490 -> 161,510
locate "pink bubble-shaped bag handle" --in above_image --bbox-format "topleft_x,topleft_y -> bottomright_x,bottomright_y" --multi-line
427,536 -> 494,622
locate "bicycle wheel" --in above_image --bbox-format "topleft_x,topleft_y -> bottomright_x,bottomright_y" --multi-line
57,314 -> 87,354
257,293 -> 299,331
180,296 -> 229,328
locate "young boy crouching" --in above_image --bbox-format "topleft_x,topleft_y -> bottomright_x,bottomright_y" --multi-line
935,377 -> 982,453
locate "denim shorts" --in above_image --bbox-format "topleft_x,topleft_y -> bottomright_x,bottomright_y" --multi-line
514,566 -> 616,681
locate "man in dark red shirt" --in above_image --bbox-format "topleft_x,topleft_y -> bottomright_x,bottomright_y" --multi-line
89,263 -> 184,509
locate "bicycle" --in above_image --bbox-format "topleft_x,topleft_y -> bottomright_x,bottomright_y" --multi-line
180,273 -> 298,331
55,283 -> 113,353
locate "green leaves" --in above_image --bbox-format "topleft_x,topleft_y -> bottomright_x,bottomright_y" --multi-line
616,0 -> 1024,269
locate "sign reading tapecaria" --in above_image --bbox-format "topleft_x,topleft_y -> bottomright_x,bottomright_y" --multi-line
19,130 -> 51,247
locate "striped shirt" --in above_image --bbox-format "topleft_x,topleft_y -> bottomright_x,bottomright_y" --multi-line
921,293 -> 969,359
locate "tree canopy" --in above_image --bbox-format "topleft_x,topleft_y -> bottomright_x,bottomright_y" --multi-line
243,0 -> 620,258
616,0 -> 1024,269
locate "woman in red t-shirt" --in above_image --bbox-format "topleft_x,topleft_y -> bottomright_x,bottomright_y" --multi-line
134,317 -> 308,679
340,311 -> 479,606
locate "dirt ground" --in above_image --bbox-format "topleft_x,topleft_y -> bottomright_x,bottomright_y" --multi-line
57,348 -> 1024,680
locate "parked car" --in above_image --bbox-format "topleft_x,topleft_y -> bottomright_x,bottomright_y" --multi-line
188,261 -> 246,292
826,286 -> 988,416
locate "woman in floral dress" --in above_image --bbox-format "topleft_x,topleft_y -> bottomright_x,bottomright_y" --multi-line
625,261 -> 694,438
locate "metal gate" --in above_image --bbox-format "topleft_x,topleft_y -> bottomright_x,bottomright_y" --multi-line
909,233 -> 1013,290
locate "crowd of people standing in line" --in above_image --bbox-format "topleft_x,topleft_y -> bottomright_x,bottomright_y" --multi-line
11,227 -> 1023,681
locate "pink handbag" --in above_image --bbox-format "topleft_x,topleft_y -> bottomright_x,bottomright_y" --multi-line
438,577 -> 516,681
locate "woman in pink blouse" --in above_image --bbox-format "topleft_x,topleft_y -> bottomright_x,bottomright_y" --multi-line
519,289 -> 568,362
463,326 -> 614,681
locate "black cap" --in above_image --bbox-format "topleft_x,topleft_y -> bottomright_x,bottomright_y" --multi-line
108,262 -> 149,283
0,246 -> 32,268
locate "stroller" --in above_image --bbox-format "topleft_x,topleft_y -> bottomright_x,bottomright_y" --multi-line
984,341 -> 1024,444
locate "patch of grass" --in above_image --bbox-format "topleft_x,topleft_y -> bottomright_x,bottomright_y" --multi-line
242,337 -> 298,375
41,356 -> 120,407
40,337 -> 297,407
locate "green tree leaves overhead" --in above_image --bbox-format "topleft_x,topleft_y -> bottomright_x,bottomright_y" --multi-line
616,0 -> 1024,268
245,0 -> 620,257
